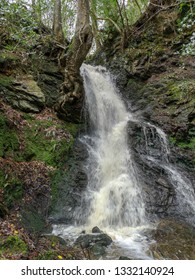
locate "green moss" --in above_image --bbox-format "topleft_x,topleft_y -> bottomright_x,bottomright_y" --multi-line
23,118 -> 78,167
0,110 -> 79,167
177,137 -> 195,149
0,235 -> 28,257
24,128 -> 73,166
0,74 -> 13,87
169,136 -> 177,145
3,178 -> 23,208
65,122 -> 80,137
0,113 -> 20,159
0,51 -> 19,64
166,80 -> 195,104
169,135 -> 195,149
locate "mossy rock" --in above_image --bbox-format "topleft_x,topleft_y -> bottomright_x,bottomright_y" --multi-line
23,118 -> 78,167
0,107 -> 80,166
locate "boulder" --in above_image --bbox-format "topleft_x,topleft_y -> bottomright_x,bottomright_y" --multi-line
75,231 -> 113,258
5,75 -> 45,112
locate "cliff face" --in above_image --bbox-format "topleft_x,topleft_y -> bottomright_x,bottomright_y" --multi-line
93,3 -> 195,170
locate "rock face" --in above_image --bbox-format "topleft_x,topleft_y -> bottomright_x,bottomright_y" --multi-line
50,137 -> 88,223
9,75 -> 45,112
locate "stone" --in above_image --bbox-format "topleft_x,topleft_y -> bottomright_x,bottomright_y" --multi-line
91,243 -> 106,256
119,256 -> 131,260
92,226 -> 102,233
75,233 -> 113,249
6,75 -> 45,113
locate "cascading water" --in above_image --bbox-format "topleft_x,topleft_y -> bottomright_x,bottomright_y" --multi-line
52,64 -> 195,259
77,64 -> 147,229
142,122 -> 195,225
53,64 -> 151,259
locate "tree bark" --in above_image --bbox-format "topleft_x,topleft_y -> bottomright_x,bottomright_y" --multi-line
56,0 -> 93,122
53,0 -> 64,44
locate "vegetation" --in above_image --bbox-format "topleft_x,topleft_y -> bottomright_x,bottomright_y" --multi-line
0,0 -> 194,260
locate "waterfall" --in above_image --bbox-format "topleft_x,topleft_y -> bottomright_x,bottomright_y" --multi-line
52,64 -> 195,259
142,122 -> 195,225
77,64 -> 147,229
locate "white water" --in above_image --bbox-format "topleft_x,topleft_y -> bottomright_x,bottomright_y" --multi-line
52,64 -> 195,258
53,64 -> 151,259
143,124 -> 195,225
79,64 -> 146,228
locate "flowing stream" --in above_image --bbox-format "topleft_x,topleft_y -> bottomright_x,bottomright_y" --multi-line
52,64 -> 195,259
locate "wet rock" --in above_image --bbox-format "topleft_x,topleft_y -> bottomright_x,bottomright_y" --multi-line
75,233 -> 113,249
92,226 -> 102,233
37,72 -> 63,107
50,138 -> 88,223
119,256 -> 131,260
149,219 -> 195,260
91,243 -> 106,256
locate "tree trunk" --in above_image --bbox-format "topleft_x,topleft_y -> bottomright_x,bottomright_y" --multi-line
56,0 -> 93,122
53,0 -> 64,44
91,1 -> 103,51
